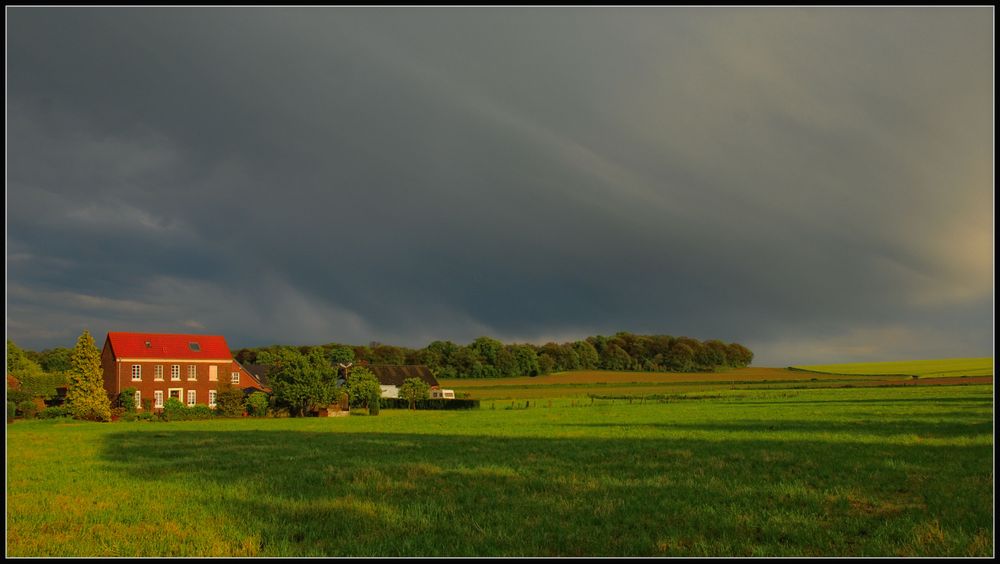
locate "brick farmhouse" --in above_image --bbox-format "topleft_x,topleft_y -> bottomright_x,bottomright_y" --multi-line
101,332 -> 267,411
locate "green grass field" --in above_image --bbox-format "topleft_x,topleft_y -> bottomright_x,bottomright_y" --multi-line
790,358 -> 993,378
6,384 -> 993,557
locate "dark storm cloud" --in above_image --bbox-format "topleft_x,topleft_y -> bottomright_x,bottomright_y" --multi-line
7,8 -> 993,364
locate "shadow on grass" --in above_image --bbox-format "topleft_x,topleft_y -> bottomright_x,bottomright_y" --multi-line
724,396 -> 993,406
98,427 -> 992,557
560,417 -> 993,439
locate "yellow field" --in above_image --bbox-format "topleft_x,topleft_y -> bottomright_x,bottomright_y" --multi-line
440,367 -> 843,388
790,358 -> 994,378
438,367 -> 909,400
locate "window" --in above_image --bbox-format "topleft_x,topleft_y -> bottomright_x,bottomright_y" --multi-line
187,365 -> 197,380
154,365 -> 164,380
131,364 -> 141,381
171,365 -> 180,381
135,390 -> 142,409
189,342 -> 201,352
187,390 -> 196,406
231,372 -> 240,385
154,391 -> 164,408
209,365 -> 218,381
209,390 -> 217,408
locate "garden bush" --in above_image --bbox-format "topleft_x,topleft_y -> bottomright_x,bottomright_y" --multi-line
160,398 -> 187,421
247,392 -> 269,417
159,398 -> 216,421
38,406 -> 70,419
120,387 -> 138,412
16,400 -> 38,419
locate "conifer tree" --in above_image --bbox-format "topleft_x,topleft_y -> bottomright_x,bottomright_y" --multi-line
65,330 -> 111,422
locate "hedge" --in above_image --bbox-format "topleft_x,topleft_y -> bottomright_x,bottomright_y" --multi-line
379,398 -> 480,410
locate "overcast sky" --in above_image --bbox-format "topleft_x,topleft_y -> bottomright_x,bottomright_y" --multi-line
6,7 -> 994,365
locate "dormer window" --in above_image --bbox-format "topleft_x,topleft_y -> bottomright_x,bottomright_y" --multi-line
189,342 -> 201,352
145,340 -> 151,348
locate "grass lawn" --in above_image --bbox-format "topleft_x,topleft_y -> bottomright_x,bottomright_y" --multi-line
790,358 -> 994,378
6,384 -> 993,557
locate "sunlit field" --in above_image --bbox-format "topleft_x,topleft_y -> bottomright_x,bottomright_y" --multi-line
439,367 -> 991,401
790,358 -> 993,378
6,384 -> 993,557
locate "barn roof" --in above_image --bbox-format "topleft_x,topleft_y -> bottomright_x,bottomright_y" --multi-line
106,332 -> 233,360
367,365 -> 439,388
241,362 -> 273,388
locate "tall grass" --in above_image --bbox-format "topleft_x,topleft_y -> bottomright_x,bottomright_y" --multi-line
6,385 -> 993,556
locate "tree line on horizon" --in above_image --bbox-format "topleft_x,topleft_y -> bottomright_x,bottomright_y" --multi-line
233,332 -> 754,379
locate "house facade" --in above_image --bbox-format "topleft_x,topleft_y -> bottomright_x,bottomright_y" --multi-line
101,332 -> 267,411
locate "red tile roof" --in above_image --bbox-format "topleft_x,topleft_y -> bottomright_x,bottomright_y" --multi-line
106,332 -> 234,360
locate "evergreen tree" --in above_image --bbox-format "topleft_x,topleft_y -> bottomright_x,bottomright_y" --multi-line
65,330 -> 111,422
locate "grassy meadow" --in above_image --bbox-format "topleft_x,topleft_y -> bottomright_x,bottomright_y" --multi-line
790,358 -> 994,378
6,382 -> 993,557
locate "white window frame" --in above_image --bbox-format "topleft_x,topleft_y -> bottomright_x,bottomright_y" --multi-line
171,365 -> 180,381
231,371 -> 240,385
154,390 -> 164,408
187,390 -> 196,406
154,364 -> 164,380
131,364 -> 142,381
135,390 -> 142,410
209,390 -> 217,408
187,365 -> 197,381
168,388 -> 183,402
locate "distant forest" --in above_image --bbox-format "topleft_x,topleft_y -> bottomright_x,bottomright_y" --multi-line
234,333 -> 754,379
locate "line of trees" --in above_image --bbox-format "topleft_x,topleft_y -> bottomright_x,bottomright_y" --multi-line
234,332 -> 753,379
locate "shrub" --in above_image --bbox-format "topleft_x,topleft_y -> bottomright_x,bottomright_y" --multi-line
159,399 -> 216,421
38,406 -> 70,419
17,400 -> 39,419
110,407 -> 125,420
137,412 -> 154,422
247,392 -> 269,417
189,405 -> 214,419
161,398 -> 187,422
215,382 -> 246,417
120,387 -> 138,413
7,401 -> 17,422
6,388 -> 33,406
141,398 -> 153,412
16,371 -> 69,401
